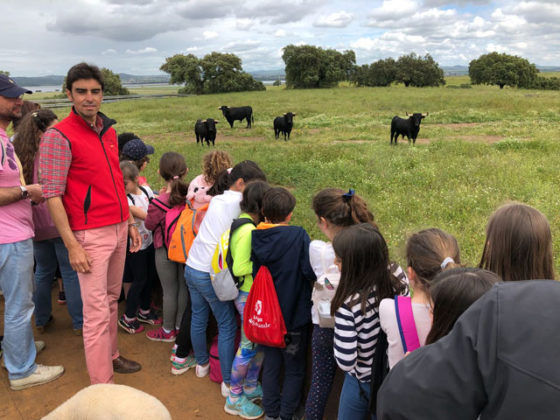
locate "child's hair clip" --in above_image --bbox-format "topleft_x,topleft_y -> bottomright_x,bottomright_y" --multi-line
342,188 -> 355,202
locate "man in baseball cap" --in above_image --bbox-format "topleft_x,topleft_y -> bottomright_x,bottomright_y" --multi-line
0,75 -> 65,390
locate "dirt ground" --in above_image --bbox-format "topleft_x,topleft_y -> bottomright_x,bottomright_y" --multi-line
0,288 -> 341,420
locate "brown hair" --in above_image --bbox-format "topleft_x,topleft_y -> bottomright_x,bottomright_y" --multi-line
240,181 -> 271,221
406,228 -> 461,291
261,187 -> 296,224
12,109 -> 58,185
120,160 -> 139,182
312,188 -> 375,227
202,150 -> 233,185
331,224 -> 408,315
479,202 -> 555,281
425,268 -> 500,344
159,152 -> 188,207
12,101 -> 41,131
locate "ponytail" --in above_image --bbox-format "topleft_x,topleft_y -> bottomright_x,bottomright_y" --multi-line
313,188 -> 374,227
159,152 -> 188,206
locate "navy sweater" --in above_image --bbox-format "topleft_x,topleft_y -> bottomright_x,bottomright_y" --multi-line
251,225 -> 316,331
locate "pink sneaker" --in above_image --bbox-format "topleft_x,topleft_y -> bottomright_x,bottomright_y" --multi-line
146,327 -> 177,342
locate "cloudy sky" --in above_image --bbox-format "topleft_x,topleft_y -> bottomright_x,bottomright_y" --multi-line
3,0 -> 560,76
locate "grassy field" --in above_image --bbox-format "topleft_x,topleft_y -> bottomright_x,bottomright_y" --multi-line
44,78 -> 560,274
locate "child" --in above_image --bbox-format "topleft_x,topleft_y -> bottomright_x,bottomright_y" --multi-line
187,150 -> 233,208
251,187 -> 317,420
224,180 -> 271,419
120,136 -> 154,187
331,223 -> 408,420
118,161 -> 160,333
479,202 -> 555,281
425,267 -> 500,344
183,160 -> 266,398
305,188 -> 377,420
144,152 -> 189,342
379,228 -> 460,368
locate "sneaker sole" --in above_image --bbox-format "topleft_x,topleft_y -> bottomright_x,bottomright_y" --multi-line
137,319 -> 163,325
118,321 -> 144,334
224,404 -> 263,420
146,334 -> 176,342
171,365 -> 194,375
10,369 -> 64,391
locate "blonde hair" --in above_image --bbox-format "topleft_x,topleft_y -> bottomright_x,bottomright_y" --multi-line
202,150 -> 233,185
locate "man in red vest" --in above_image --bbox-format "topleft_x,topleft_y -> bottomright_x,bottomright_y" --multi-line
39,63 -> 142,384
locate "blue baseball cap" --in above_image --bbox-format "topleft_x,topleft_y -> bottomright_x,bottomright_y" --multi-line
0,74 -> 32,98
122,138 -> 155,161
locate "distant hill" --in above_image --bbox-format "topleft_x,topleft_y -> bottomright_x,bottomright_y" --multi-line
248,69 -> 285,81
12,73 -> 170,87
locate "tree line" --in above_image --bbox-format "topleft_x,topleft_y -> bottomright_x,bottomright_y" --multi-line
4,47 -> 558,96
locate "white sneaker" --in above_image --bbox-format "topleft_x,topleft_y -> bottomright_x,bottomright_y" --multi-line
195,363 -> 210,378
9,364 -> 64,390
221,381 -> 230,397
2,341 -> 46,369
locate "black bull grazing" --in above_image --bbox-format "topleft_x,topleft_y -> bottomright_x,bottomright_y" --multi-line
390,113 -> 428,145
195,119 -> 218,146
273,112 -> 296,141
218,106 -> 253,128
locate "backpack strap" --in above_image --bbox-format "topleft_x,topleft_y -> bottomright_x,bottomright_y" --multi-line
394,295 -> 421,354
127,193 -> 135,206
369,325 -> 388,414
139,185 -> 153,202
151,197 -> 172,212
226,217 -> 256,289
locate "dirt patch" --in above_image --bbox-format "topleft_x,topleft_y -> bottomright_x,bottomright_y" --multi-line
144,131 -> 267,145
456,135 -> 504,144
433,123 -> 481,129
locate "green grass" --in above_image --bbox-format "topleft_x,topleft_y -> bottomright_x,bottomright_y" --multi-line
58,83 -> 560,274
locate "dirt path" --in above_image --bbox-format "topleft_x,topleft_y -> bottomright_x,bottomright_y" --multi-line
1,289 -> 239,420
1,288 -> 341,419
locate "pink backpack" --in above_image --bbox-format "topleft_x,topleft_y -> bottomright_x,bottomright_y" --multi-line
209,330 -> 241,384
394,295 -> 421,353
150,198 -> 185,249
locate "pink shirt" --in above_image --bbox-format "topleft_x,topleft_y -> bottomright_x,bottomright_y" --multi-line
0,128 -> 34,244
186,174 -> 213,209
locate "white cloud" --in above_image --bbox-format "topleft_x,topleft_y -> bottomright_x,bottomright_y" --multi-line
203,31 -> 219,40
125,47 -> 158,55
102,49 -> 117,55
314,11 -> 353,28
236,18 -> 253,30
274,29 -> 286,37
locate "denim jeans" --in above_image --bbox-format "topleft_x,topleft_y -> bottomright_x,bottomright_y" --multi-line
338,372 -> 375,420
0,239 -> 37,380
33,237 -> 83,329
185,264 -> 237,384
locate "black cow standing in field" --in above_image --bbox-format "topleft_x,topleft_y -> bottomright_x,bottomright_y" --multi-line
390,112 -> 428,145
273,112 -> 296,141
195,119 -> 219,146
218,106 -> 253,128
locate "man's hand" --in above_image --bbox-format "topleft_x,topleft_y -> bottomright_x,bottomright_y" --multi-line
68,242 -> 92,273
128,225 -> 142,252
26,184 -> 44,204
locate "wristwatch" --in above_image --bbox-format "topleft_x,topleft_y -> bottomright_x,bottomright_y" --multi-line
19,185 -> 29,200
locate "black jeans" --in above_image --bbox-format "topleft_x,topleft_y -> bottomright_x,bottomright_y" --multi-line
123,245 -> 153,318
262,325 -> 310,420
175,288 -> 192,358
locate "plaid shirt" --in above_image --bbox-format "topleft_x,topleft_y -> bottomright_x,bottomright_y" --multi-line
39,112 -> 103,199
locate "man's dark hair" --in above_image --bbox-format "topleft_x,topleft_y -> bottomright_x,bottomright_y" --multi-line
66,62 -> 104,91
262,187 -> 296,223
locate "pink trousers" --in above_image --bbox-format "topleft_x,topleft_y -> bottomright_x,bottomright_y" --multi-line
74,222 -> 127,384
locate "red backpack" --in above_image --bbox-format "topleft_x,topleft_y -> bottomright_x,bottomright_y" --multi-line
243,266 -> 287,348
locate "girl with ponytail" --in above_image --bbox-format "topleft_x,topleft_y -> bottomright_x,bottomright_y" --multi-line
144,152 -> 190,342
379,228 -> 461,368
304,188 -> 407,420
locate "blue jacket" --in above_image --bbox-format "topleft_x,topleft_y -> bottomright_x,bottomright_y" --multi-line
251,224 -> 316,331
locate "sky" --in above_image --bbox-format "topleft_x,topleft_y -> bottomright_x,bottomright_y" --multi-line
3,0 -> 560,76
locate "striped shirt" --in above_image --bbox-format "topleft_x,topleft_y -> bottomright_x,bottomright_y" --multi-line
333,263 -> 408,382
